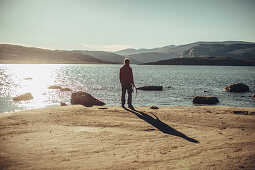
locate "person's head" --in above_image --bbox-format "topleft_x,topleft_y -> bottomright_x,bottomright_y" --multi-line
124,58 -> 130,65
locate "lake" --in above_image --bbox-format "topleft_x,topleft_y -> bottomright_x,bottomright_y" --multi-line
0,64 -> 254,113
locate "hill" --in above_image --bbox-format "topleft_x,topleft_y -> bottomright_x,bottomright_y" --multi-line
1,42 -> 254,65
182,43 -> 255,59
116,41 -> 255,63
115,45 -> 176,56
0,44 -> 113,64
80,51 -> 142,64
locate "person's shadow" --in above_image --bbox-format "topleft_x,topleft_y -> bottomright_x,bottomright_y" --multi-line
123,107 -> 199,143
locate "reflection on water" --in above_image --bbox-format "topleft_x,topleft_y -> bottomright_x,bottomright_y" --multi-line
0,64 -> 70,112
0,64 -> 255,113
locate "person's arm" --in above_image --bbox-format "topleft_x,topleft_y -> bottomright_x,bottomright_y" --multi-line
119,68 -> 122,83
130,68 -> 134,85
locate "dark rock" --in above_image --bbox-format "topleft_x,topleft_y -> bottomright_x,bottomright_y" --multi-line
60,102 -> 67,106
150,106 -> 159,109
71,91 -> 105,107
48,85 -> 62,89
193,96 -> 219,105
137,86 -> 163,91
233,111 -> 248,115
13,93 -> 33,101
60,88 -> 72,92
252,94 -> 255,100
224,83 -> 249,92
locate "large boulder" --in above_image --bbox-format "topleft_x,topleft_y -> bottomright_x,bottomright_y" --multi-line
71,91 -> 105,107
13,93 -> 33,101
137,86 -> 163,91
193,96 -> 219,105
224,83 -> 249,92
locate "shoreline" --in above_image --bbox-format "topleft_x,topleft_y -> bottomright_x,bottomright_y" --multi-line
1,103 -> 254,115
1,105 -> 255,169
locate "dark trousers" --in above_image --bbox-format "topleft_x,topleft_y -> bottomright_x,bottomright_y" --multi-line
121,83 -> 133,105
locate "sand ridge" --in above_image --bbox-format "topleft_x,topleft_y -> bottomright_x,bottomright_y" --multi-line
0,105 -> 255,169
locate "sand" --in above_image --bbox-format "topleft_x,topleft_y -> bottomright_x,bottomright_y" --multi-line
0,105 -> 255,169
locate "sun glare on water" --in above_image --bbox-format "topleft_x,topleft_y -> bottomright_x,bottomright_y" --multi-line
1,64 -> 68,111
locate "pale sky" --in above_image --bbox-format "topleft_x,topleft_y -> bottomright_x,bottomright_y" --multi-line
0,0 -> 255,51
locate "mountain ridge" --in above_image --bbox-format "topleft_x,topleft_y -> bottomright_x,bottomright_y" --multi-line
142,57 -> 255,66
0,44 -> 114,64
0,41 -> 255,65
115,41 -> 255,56
116,41 -> 255,63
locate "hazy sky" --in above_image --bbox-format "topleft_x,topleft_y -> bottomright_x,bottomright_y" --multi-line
0,0 -> 255,51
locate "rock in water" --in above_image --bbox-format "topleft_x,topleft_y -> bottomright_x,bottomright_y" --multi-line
252,94 -> 255,100
48,85 -> 62,89
13,93 -> 33,101
24,78 -> 32,80
193,96 -> 219,105
137,86 -> 163,91
224,83 -> 249,92
60,88 -> 72,92
71,91 -> 105,107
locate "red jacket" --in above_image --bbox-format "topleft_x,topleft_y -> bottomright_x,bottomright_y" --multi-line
119,65 -> 134,84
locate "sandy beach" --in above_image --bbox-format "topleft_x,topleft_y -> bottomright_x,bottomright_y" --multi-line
0,105 -> 255,169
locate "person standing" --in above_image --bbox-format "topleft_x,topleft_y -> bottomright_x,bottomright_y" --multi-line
119,58 -> 135,109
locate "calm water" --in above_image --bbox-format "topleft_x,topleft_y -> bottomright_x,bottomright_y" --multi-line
0,64 -> 254,113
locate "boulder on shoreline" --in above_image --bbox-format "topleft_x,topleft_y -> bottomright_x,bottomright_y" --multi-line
150,106 -> 159,109
13,93 -> 33,101
71,91 -> 105,107
60,102 -> 67,106
224,83 -> 249,92
193,96 -> 219,105
48,85 -> 62,89
137,86 -> 163,91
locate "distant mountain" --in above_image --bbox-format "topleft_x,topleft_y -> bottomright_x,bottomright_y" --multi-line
1,41 -> 254,65
0,44 -> 113,64
80,51 -> 142,64
116,41 -> 255,63
128,52 -> 179,63
143,57 -> 255,66
115,45 -> 176,55
182,43 -> 255,59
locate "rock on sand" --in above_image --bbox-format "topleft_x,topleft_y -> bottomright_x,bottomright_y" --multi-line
71,91 -> 105,107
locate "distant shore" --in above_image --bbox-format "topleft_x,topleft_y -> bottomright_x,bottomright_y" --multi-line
1,105 -> 255,169
0,60 -> 111,64
142,57 -> 255,66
